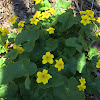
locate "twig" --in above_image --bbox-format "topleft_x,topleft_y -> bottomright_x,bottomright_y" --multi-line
87,0 -> 100,10
91,0 -> 94,10
81,0 -> 84,11
74,0 -> 80,11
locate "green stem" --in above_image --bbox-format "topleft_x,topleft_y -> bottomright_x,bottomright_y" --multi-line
93,22 -> 98,32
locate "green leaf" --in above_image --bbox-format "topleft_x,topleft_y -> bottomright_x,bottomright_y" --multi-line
75,44 -> 83,53
25,76 -> 31,90
68,77 -> 78,90
43,0 -> 51,8
76,53 -> 86,73
55,0 -> 71,10
45,38 -> 58,52
0,85 -> 7,98
8,33 -> 17,38
95,77 -> 100,93
58,12 -> 74,32
15,29 -> 39,45
66,37 -> 77,47
30,43 -> 46,62
0,58 -> 37,84
65,37 -> 83,52
81,24 -> 96,40
8,33 -> 17,43
23,40 -> 35,52
7,82 -> 18,99
0,58 -> 5,68
78,33 -> 88,51
88,48 -> 97,60
61,57 -> 77,78
1,35 -> 7,44
86,82 -> 98,94
4,49 -> 18,60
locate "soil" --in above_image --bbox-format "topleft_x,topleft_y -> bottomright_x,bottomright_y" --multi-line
0,0 -> 100,100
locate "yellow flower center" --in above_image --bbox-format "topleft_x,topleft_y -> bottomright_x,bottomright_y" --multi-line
46,56 -> 50,60
42,75 -> 46,78
59,63 -> 62,67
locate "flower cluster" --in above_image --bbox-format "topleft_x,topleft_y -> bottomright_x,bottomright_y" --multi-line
36,69 -> 52,85
80,10 -> 95,26
13,44 -> 24,54
42,52 -> 64,71
17,21 -> 25,31
30,8 -> 56,25
96,59 -> 100,68
9,16 -> 25,32
36,52 -> 64,85
77,77 -> 86,91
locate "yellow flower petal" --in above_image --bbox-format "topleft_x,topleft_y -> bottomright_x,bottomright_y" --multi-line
43,69 -> 48,74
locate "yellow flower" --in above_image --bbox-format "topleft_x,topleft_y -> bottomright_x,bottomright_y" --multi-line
90,17 -> 95,21
42,52 -> 54,64
79,77 -> 86,85
9,16 -> 18,24
38,16 -> 44,21
2,27 -> 9,36
17,47 -> 24,54
17,28 -> 23,31
34,0 -> 43,5
18,21 -> 25,27
80,15 -> 91,26
54,58 -> 64,71
5,43 -> 9,49
98,33 -> 100,36
41,0 -> 44,4
46,27 -> 55,34
48,8 -> 56,15
0,28 -> 2,32
34,11 -> 41,18
79,11 -> 86,15
30,17 -> 39,25
86,10 -> 94,18
36,69 -> 52,85
97,17 -> 100,23
42,11 -> 51,19
96,59 -> 100,68
13,44 -> 21,49
13,44 -> 24,54
95,33 -> 99,37
77,84 -> 86,91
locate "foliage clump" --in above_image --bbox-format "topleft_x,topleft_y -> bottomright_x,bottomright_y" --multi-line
0,0 -> 100,100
